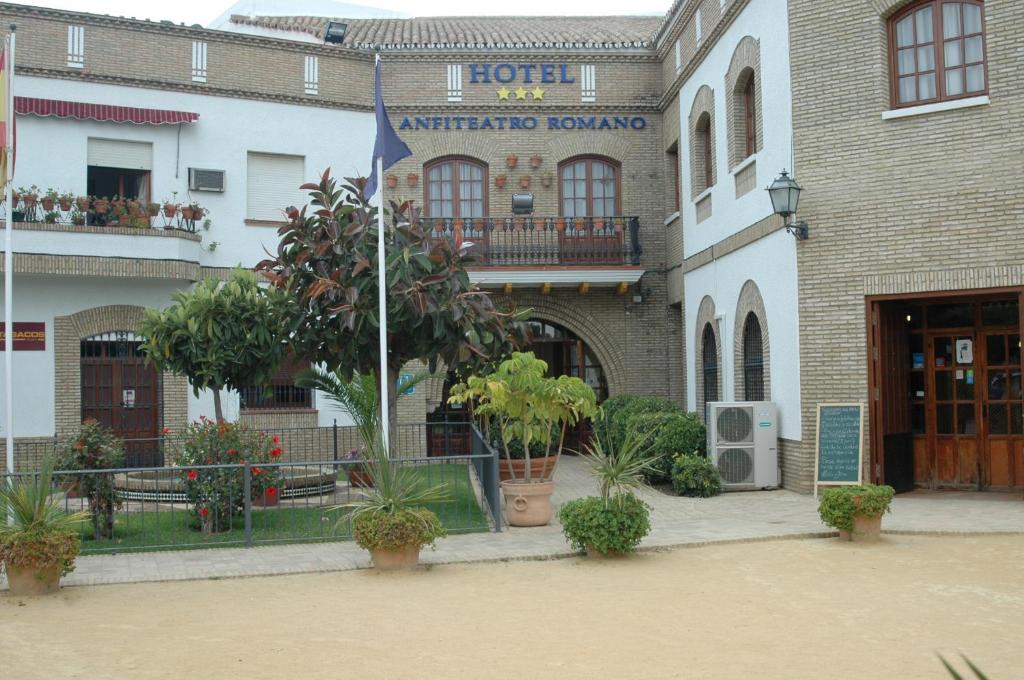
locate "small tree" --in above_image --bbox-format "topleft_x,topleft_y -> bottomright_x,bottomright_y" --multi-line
258,171 -> 529,443
139,269 -> 291,421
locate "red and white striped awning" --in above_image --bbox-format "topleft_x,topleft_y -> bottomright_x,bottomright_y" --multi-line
14,97 -> 199,125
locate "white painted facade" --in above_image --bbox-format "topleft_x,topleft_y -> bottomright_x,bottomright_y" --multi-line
2,75 -> 376,437
673,0 -> 802,440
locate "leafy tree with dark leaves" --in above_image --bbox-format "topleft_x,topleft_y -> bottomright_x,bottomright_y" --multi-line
258,170 -> 529,444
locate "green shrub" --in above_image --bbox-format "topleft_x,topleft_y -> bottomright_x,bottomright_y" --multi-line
57,420 -> 125,540
671,453 -> 722,498
596,395 -> 681,450
352,508 -> 447,551
558,494 -> 651,556
634,412 -> 707,484
817,485 -> 895,532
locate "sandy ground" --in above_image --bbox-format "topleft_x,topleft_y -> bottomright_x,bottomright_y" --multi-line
2,535 -> 1022,680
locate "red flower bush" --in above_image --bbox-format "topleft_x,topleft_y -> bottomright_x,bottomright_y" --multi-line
266,486 -> 277,497
270,448 -> 282,458
187,470 -> 198,480
198,507 -> 210,518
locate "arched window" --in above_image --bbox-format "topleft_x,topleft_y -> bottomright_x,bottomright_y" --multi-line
424,157 -> 487,218
889,0 -> 987,108
702,323 -> 719,407
694,113 -> 715,193
742,312 -> 765,401
743,75 -> 756,158
559,156 -> 620,218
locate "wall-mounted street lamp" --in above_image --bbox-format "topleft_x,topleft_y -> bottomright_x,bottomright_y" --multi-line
766,169 -> 808,240
324,21 -> 348,44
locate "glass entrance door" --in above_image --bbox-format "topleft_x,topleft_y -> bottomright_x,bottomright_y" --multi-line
930,333 -> 981,485
981,332 -> 1023,488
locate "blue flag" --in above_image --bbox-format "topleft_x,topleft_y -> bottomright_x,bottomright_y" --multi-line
364,54 -> 411,200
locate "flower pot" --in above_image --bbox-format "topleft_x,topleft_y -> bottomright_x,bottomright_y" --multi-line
163,204 -> 177,218
181,207 -> 194,220
506,154 -> 518,169
251,488 -> 279,507
501,479 -> 555,527
93,200 -> 109,214
147,204 -> 160,217
76,197 -> 90,211
5,562 -> 63,596
58,199 -> 72,212
498,456 -> 558,482
369,544 -> 421,570
23,196 -> 37,208
386,174 -> 398,189
530,154 -> 542,169
41,198 -> 54,211
519,176 -> 530,189
541,174 -> 553,188
406,174 -> 419,187
495,175 -> 507,189
347,468 -> 374,488
838,512 -> 883,542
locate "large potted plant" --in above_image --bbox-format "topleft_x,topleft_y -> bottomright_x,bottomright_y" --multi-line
0,460 -> 89,596
818,484 -> 895,541
449,351 -> 598,527
558,429 -> 653,557
56,419 -> 125,540
339,442 -> 448,571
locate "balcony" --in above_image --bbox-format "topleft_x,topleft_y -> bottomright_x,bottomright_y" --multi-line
423,215 -> 641,265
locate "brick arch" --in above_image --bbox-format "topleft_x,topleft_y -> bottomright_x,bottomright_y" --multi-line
498,292 -> 627,398
547,132 -> 633,168
694,294 -> 722,422
688,84 -> 716,198
410,133 -> 496,165
870,0 -> 922,19
724,36 -> 763,168
54,304 -> 188,436
732,279 -> 771,400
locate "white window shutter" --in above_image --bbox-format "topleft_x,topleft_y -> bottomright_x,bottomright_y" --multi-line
246,152 -> 305,222
87,139 -> 153,170
67,26 -> 85,68
695,9 -> 703,45
192,41 -> 208,82
304,55 -> 319,94
447,64 -> 463,102
581,64 -> 596,102
674,39 -> 682,73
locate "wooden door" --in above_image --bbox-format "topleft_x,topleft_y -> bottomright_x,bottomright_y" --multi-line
81,332 -> 161,467
980,331 -> 1024,488
929,332 -> 982,487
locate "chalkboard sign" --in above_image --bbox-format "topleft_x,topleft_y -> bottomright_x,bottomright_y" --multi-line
814,403 -> 864,496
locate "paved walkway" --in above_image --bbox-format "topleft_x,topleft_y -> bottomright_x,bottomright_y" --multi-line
3,457 -> 1023,589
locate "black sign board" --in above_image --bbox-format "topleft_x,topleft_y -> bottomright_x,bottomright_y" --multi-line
814,403 -> 863,496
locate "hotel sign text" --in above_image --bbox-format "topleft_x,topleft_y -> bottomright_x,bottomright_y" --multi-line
399,115 -> 647,131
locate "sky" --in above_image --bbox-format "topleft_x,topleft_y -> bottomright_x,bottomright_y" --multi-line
11,0 -> 671,25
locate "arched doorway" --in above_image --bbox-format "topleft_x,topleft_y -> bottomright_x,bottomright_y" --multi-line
525,320 -> 609,402
80,331 -> 161,466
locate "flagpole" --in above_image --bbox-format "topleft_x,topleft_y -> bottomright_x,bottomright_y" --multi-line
4,26 -> 15,494
375,153 -> 390,456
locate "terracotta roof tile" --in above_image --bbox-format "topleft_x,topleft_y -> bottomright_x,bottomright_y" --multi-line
229,14 -> 662,50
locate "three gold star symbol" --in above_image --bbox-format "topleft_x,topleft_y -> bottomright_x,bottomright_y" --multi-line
531,86 -> 545,100
514,86 -> 528,100
496,87 -> 511,100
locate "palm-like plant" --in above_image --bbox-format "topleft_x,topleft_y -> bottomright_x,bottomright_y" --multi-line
296,367 -> 430,451
0,461 -> 88,538
581,427 -> 654,505
337,441 -> 449,521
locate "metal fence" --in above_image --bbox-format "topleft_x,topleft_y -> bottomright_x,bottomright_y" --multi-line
5,425 -> 501,554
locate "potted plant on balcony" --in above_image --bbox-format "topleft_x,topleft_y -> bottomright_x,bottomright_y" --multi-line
76,195 -> 91,213
58,192 -> 74,213
41,188 -> 57,212
337,440 -> 448,570
818,484 -> 895,542
162,199 -> 178,219
0,459 -> 89,596
19,186 -> 39,219
559,428 -> 653,557
449,351 -> 598,527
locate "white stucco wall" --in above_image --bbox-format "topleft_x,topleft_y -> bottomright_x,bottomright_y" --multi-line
678,0 -> 801,440
13,76 -> 376,270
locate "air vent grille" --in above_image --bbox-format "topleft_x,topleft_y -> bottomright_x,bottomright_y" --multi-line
716,406 -> 753,444
189,167 -> 225,192
717,447 -> 755,484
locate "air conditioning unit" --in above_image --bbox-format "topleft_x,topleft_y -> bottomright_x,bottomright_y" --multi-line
188,167 -> 225,192
707,401 -> 779,490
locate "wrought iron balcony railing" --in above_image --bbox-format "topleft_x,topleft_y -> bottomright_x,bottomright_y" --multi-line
420,216 -> 641,267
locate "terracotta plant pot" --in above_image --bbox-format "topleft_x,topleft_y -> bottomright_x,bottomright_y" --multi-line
23,195 -> 37,208
251,489 -> 279,507
370,545 -> 421,570
530,154 -> 542,169
506,154 -> 518,169
181,207 -> 194,220
838,513 -> 883,542
93,200 -> 109,214
147,203 -> 160,217
41,198 -> 54,211
386,174 -> 398,189
495,175 -> 507,189
407,173 -> 419,187
163,203 -> 177,218
58,199 -> 72,212
347,468 -> 374,488
76,197 -> 90,211
501,479 -> 555,527
519,176 -> 530,189
498,456 -> 558,482
541,174 -> 553,188
5,562 -> 63,596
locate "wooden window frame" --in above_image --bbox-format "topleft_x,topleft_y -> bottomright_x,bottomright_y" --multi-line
888,0 -> 988,109
423,156 -> 488,218
558,155 -> 622,218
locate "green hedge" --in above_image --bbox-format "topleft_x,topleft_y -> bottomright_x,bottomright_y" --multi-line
671,453 -> 722,498
596,395 -> 681,450
634,411 -> 707,484
558,494 -> 651,556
